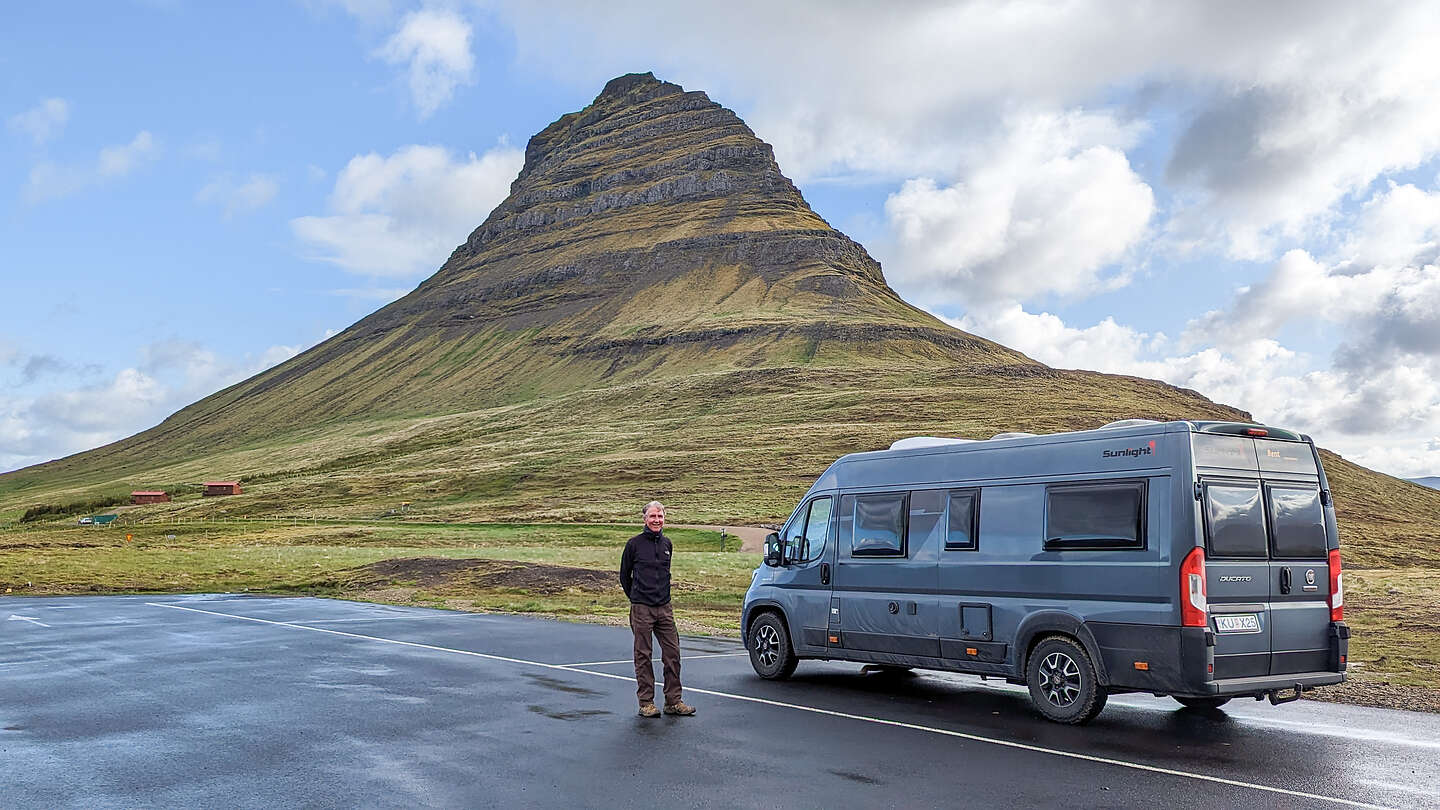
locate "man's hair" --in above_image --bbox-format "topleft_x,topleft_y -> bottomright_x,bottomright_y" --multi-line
642,500 -> 665,518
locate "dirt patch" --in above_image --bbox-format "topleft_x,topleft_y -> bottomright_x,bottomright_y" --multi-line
1304,676 -> 1440,713
344,556 -> 615,594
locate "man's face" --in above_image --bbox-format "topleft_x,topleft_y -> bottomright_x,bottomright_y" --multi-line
644,507 -> 665,532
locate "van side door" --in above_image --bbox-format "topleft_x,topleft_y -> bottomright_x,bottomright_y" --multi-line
831,491 -> 940,659
777,496 -> 836,654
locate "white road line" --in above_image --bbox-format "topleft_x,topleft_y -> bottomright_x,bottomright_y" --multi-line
145,601 -> 1394,810
287,614 -> 496,624
560,652 -> 749,667
7,614 -> 51,627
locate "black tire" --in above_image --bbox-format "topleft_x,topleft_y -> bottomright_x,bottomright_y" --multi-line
1026,636 -> 1107,725
1173,696 -> 1231,711
747,612 -> 798,680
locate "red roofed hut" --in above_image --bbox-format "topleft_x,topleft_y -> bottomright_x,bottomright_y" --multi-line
131,491 -> 171,505
202,482 -> 243,497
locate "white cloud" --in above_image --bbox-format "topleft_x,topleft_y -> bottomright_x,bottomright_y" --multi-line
951,301 -> 1440,477
291,143 -> 524,277
97,131 -> 159,177
941,304 -> 1156,373
196,173 -> 281,217
24,130 -> 161,202
0,340 -> 301,473
1337,183 -> 1440,270
489,1 -> 1440,260
883,111 -> 1154,307
7,98 -> 69,144
377,8 -> 474,118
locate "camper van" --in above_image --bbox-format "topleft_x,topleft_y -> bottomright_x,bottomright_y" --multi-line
740,420 -> 1348,724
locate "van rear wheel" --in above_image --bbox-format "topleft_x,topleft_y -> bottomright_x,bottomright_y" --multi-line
748,612 -> 798,680
1026,636 -> 1107,724
1173,696 -> 1231,711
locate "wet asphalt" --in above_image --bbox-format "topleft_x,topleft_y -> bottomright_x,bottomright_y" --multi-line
2,595 -> 1436,809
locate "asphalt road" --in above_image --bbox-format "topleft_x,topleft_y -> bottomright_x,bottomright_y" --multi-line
3,595 -> 1436,809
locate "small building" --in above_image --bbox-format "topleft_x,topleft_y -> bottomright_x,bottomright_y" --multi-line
90,514 -> 119,525
131,490 -> 171,505
202,481 -> 243,497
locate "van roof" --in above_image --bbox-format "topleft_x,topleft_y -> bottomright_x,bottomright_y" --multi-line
846,419 -> 1308,466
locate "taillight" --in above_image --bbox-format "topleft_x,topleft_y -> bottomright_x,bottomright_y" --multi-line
1181,546 -> 1208,627
1329,547 -> 1343,621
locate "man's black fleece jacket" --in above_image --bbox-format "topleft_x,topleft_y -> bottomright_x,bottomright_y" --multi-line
619,529 -> 672,606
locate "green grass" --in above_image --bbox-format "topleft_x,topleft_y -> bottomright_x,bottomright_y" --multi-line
0,521 -> 756,632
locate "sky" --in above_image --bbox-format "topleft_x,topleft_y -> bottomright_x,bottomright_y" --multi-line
3,1 -> 1440,479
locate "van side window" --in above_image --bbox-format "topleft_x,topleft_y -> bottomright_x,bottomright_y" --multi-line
1204,483 -> 1267,558
1044,481 -> 1145,550
800,496 -> 833,562
837,494 -> 855,550
1267,486 -> 1326,559
852,492 -> 907,557
946,489 -> 979,550
908,490 -> 945,550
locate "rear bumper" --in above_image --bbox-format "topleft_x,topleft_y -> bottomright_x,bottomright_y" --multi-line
1208,670 -> 1346,696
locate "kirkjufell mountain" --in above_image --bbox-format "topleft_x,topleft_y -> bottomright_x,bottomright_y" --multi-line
4,72 -> 1438,566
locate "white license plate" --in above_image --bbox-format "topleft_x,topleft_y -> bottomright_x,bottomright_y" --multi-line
1215,613 -> 1261,633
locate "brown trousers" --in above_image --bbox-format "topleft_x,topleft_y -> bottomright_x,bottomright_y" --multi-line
630,602 -> 682,706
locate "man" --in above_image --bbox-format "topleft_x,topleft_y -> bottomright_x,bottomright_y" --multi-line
619,500 -> 695,718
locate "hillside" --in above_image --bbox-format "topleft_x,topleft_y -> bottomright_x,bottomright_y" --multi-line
4,72 -> 1439,566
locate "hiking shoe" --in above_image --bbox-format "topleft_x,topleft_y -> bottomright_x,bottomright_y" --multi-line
638,703 -> 661,718
663,701 -> 696,716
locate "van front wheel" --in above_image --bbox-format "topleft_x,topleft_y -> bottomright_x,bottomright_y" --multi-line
1026,636 -> 1107,724
748,613 -> 798,680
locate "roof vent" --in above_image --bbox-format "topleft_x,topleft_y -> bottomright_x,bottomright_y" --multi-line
990,432 -> 1038,440
889,436 -> 978,450
1099,419 -> 1162,430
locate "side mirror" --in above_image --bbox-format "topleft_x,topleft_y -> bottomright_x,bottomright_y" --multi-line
763,532 -> 782,567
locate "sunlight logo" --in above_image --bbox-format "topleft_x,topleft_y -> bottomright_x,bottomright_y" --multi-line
1103,440 -> 1156,459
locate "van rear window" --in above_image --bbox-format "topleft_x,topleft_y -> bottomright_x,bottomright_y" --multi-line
1204,484 -> 1267,558
1268,486 -> 1327,558
1044,482 -> 1145,550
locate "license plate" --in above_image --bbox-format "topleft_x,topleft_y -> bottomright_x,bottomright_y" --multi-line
1215,613 -> 1261,633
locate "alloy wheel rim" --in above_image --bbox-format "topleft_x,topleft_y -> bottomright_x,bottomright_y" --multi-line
1039,651 -> 1082,707
755,624 -> 780,667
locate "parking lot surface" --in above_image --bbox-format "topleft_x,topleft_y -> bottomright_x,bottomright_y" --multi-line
4,595 -> 1437,809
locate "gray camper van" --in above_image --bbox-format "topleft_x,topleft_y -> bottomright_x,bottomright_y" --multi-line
740,420 -> 1348,724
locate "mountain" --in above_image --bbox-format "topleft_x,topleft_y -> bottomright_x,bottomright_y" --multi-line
1410,477 -> 1440,490
3,72 -> 1439,569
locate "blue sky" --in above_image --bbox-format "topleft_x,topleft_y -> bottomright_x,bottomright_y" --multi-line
4,1 -> 1440,479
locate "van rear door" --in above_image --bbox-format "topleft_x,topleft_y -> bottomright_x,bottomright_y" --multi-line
1199,475 -> 1274,679
1258,441 -> 1333,675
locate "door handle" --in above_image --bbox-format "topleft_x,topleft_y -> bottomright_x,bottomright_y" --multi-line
820,563 -> 830,585
1280,567 -> 1292,595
